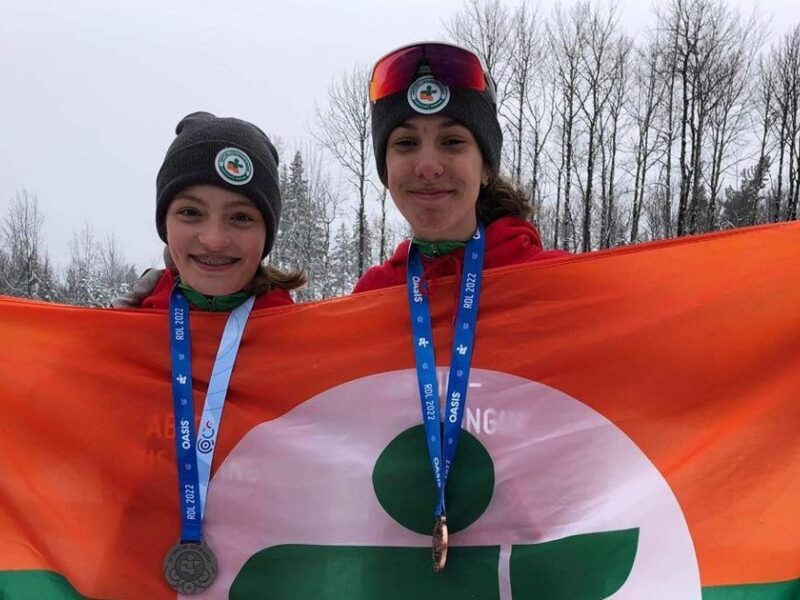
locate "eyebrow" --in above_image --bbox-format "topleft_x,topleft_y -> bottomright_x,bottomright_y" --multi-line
172,193 -> 208,205
395,118 -> 462,131
172,193 -> 256,209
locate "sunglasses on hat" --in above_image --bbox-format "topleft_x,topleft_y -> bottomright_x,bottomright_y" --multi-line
369,42 -> 496,105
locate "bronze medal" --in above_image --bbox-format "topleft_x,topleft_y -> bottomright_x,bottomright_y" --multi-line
432,515 -> 449,573
163,540 -> 218,594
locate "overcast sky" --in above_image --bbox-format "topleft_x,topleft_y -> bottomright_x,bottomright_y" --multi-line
1,0 -> 798,270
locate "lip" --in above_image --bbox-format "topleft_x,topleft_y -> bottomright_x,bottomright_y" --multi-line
408,189 -> 453,201
190,255 -> 240,271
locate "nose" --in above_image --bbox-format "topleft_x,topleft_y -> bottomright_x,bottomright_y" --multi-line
197,218 -> 231,250
413,145 -> 444,180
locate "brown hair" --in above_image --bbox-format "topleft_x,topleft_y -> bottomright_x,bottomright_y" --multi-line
476,175 -> 532,224
251,263 -> 307,296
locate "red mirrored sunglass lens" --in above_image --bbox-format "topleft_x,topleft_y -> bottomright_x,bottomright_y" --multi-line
369,43 -> 488,102
423,44 -> 487,91
369,46 -> 424,102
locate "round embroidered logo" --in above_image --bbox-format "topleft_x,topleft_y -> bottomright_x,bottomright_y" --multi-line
215,148 -> 254,185
407,76 -> 450,114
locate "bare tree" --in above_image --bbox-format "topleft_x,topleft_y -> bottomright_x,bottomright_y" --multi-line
753,57 -> 777,224
501,1 -> 541,186
526,76 -> 558,227
445,0 -> 511,99
98,233 -> 137,291
656,0 -> 752,234
786,27 -> 800,219
598,34 -> 632,248
563,2 -> 623,251
313,65 -> 373,277
652,9 -> 682,238
0,190 -> 54,300
769,25 -> 800,220
376,187 -> 389,263
704,10 -> 763,230
630,37 -> 663,242
549,3 -> 587,251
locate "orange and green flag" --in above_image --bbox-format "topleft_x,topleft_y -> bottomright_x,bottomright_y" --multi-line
1,222 -> 799,599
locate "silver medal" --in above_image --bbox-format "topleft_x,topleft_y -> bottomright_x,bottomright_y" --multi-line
163,541 -> 218,594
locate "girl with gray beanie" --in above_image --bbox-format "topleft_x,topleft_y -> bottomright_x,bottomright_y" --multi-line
118,112 -> 305,594
114,111 -> 305,310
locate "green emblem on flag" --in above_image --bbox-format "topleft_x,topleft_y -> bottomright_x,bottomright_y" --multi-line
231,425 -> 639,598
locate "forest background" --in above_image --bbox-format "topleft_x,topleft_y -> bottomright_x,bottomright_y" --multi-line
2,0 -> 799,305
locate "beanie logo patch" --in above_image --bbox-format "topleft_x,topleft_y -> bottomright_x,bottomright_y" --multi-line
407,76 -> 450,114
215,148 -> 254,186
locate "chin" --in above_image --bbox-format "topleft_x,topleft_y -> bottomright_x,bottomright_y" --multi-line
413,224 -> 457,241
185,277 -> 246,297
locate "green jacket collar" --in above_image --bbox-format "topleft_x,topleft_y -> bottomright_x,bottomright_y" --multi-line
178,284 -> 252,312
411,239 -> 467,258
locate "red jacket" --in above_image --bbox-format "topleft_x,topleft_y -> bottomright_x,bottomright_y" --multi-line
353,217 -> 568,293
141,269 -> 293,310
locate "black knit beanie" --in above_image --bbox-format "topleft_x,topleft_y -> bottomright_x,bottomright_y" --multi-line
156,111 -> 281,258
371,67 -> 502,186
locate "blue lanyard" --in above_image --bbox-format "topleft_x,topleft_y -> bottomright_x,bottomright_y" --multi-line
169,287 -> 254,543
406,224 -> 485,518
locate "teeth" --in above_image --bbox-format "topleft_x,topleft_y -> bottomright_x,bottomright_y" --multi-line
194,256 -> 236,266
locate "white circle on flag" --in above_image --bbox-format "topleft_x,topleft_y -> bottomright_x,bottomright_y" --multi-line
199,370 -> 701,599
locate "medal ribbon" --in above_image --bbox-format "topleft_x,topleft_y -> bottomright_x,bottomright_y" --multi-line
406,224 -> 485,518
169,287 -> 255,543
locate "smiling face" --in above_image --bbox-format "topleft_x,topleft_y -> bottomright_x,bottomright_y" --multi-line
165,184 -> 266,296
385,115 -> 489,241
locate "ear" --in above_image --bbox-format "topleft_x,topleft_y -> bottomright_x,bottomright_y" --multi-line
163,245 -> 176,268
480,164 -> 490,187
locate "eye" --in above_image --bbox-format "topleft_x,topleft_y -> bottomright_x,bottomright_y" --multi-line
442,137 -> 466,148
390,136 -> 417,149
176,206 -> 202,218
231,212 -> 256,223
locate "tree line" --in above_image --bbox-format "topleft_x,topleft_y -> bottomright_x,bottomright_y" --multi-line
440,0 -> 800,251
311,0 -> 800,274
0,190 -> 138,306
3,0 -> 799,305
268,149 -> 405,301
0,158 -> 404,305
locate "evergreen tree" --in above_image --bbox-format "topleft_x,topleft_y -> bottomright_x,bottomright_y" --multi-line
271,151 -> 330,300
721,156 -> 772,228
328,217 -> 373,296
328,223 -> 355,297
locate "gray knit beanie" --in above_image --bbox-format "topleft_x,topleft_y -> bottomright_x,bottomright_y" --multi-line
371,62 -> 502,186
156,111 -> 281,258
